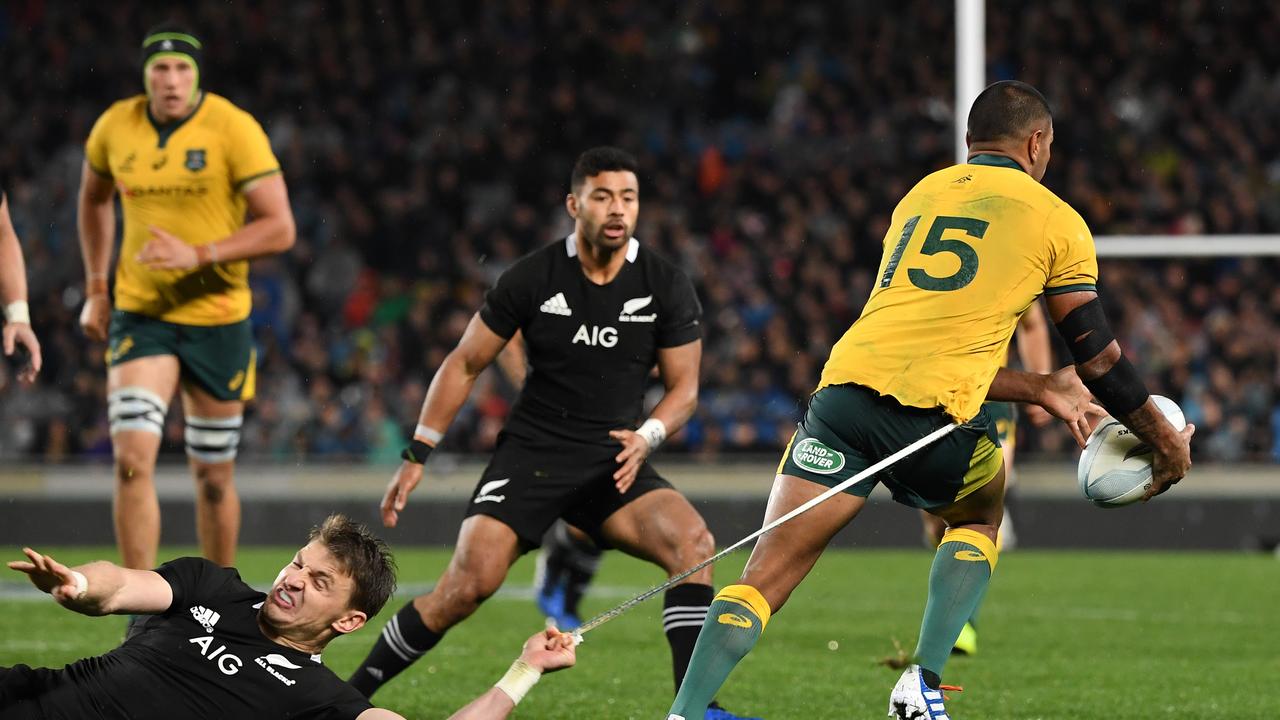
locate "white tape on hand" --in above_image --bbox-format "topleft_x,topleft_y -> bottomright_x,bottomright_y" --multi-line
3,301 -> 30,325
494,659 -> 541,705
70,570 -> 88,600
636,418 -> 667,451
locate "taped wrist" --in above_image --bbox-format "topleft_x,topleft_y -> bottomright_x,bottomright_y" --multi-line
1083,355 -> 1150,416
494,658 -> 541,705
1055,298 -> 1114,364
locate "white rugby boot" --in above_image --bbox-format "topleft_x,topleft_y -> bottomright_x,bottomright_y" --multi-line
887,664 -> 961,720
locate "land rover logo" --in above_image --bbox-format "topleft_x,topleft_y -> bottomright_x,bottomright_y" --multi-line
791,438 -> 845,475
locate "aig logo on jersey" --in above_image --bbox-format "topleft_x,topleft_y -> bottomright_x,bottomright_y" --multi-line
573,324 -> 618,347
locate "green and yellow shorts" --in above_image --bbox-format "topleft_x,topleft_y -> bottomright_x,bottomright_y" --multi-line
107,310 -> 256,402
985,400 -> 1016,449
777,383 -> 1002,510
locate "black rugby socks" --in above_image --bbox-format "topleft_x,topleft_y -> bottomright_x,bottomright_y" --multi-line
348,601 -> 444,697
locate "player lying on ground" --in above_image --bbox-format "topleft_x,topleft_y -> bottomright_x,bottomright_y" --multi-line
353,147 -> 755,720
3,514 -> 576,720
0,179 -> 41,383
665,81 -> 1194,720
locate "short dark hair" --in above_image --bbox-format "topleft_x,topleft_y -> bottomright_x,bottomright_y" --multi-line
570,146 -> 639,192
308,514 -> 397,617
967,80 -> 1052,144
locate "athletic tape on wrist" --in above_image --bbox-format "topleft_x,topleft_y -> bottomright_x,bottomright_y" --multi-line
71,570 -> 88,600
494,658 -> 541,705
414,424 -> 444,445
636,418 -> 667,451
3,301 -> 29,325
401,439 -> 433,465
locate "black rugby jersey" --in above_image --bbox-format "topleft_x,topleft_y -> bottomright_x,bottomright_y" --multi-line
10,558 -> 371,720
479,235 -> 702,444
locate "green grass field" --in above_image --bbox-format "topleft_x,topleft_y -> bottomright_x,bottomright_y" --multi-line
2,547 -> 1276,719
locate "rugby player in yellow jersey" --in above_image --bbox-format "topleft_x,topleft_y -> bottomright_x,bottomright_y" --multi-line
76,27 -> 295,581
666,81 -> 1194,720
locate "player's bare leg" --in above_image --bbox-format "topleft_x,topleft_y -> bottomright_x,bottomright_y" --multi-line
600,488 -> 714,585
350,514 -> 522,696
180,382 -> 244,568
603,487 -> 748,710
414,515 -> 522,629
668,474 -> 864,718
108,355 -> 180,571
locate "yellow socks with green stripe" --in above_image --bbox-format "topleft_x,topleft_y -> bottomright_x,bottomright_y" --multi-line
667,584 -> 772,719
914,528 -> 998,684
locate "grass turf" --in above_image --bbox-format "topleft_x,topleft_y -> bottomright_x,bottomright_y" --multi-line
1,547 -> 1275,719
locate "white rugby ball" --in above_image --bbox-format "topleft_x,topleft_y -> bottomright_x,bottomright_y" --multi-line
1077,395 -> 1186,508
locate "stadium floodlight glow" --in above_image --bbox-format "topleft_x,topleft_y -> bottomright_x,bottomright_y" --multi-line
572,422 -> 961,639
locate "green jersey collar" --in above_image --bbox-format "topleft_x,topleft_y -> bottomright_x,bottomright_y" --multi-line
968,153 -> 1025,173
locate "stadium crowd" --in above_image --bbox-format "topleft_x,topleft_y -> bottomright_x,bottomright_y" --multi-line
1,0 -> 1278,463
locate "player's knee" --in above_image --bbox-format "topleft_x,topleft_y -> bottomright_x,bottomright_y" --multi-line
193,464 -> 234,504
439,573 -> 500,615
108,386 -> 168,439
113,444 -> 156,482
669,521 -> 715,569
185,415 -> 242,465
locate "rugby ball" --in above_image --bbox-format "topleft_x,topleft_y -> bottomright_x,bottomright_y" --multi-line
1077,395 -> 1186,507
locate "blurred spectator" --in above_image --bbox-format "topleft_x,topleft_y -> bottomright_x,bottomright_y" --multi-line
1,1 -> 1278,462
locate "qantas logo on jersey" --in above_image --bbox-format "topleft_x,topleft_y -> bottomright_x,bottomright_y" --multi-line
619,295 -> 657,323
572,324 -> 618,347
190,605 -> 221,633
474,478 -> 510,504
255,653 -> 302,686
540,292 -> 573,316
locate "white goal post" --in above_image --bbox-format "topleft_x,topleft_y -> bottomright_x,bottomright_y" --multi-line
954,0 -> 1280,259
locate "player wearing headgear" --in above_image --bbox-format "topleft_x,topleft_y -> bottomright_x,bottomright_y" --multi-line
349,147 -> 757,720
77,26 -> 296,582
665,81 -> 1194,720
3,514 -> 578,720
0,173 -> 42,384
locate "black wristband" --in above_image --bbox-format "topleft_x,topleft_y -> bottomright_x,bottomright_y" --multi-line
401,439 -> 434,464
1083,355 -> 1150,416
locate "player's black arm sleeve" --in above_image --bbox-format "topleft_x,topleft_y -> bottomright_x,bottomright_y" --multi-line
1055,298 -> 1149,415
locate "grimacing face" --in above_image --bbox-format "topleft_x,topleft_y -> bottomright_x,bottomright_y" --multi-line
261,541 -> 365,638
147,57 -> 197,122
568,170 -> 639,252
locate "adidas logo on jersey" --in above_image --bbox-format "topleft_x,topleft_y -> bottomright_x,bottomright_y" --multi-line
190,605 -> 221,633
539,292 -> 572,316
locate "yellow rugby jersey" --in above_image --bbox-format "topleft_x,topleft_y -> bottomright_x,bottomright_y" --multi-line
85,93 -> 280,325
819,154 -> 1098,422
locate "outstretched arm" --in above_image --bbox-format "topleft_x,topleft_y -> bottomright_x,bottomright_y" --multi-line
7,548 -> 172,616
445,628 -> 578,720
381,314 -> 510,527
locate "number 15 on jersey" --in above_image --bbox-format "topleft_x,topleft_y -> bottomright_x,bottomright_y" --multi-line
879,215 -> 990,292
